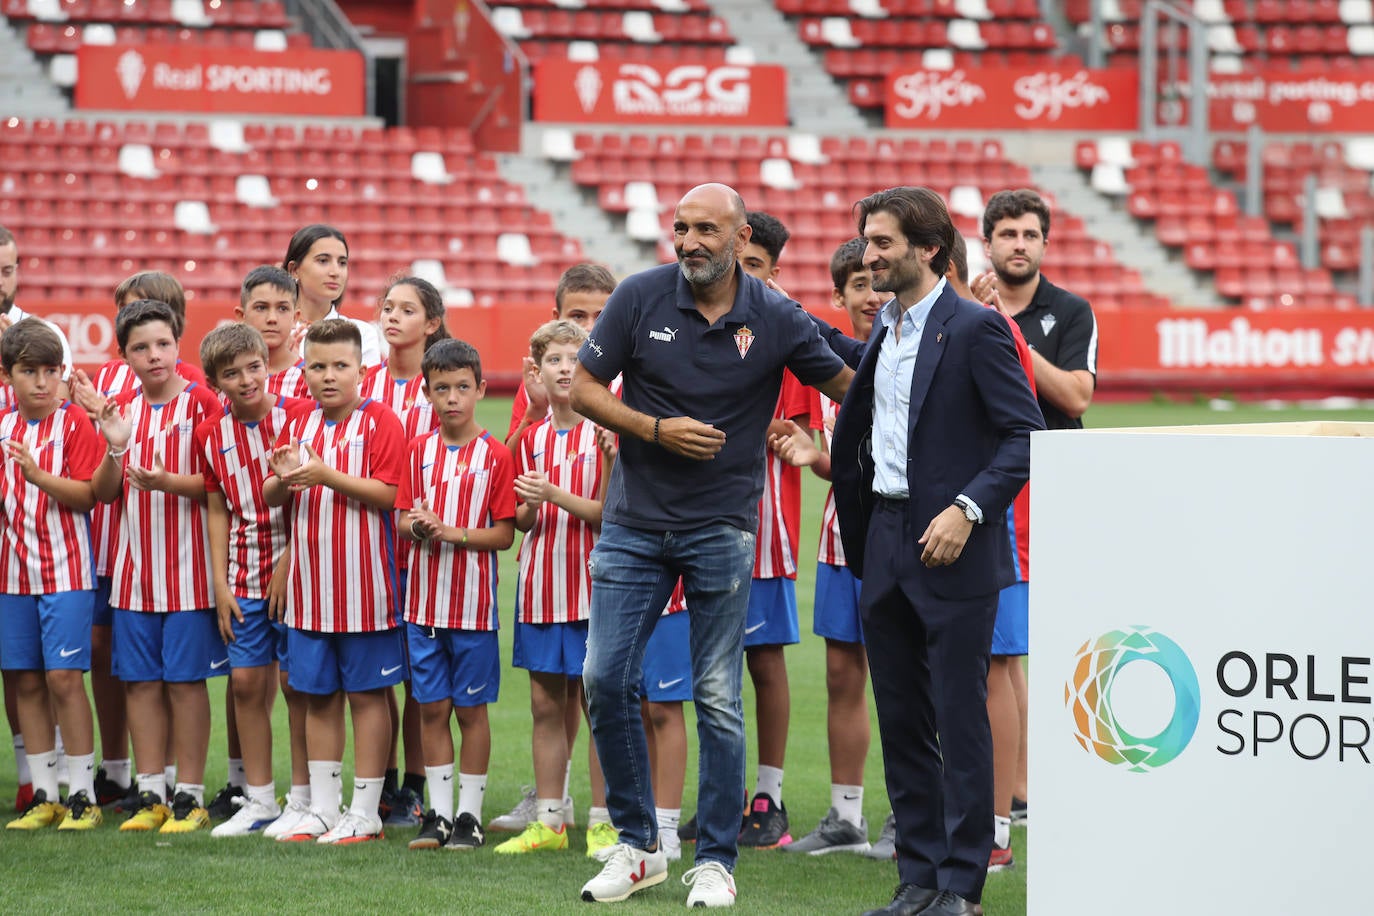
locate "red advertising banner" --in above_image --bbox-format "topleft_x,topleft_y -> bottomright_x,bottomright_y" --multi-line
1094,308 -> 1374,391
885,68 -> 1139,130
1160,69 -> 1374,132
75,44 -> 365,116
27,301 -> 1374,395
533,58 -> 788,125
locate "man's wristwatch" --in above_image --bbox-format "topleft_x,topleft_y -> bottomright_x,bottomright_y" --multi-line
953,496 -> 979,523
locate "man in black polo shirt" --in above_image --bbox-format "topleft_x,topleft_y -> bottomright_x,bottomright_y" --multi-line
971,189 -> 1098,831
973,189 -> 1097,431
571,183 -> 852,908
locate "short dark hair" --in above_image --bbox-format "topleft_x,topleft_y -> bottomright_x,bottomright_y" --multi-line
982,189 -> 1052,241
855,187 -> 954,278
0,226 -> 15,249
115,299 -> 180,352
240,265 -> 297,309
555,263 -> 616,312
303,317 -> 361,357
114,272 -> 186,329
745,211 -> 790,265
201,323 -> 268,385
0,318 -> 62,372
422,338 -> 483,386
948,232 -> 969,286
829,237 -> 868,292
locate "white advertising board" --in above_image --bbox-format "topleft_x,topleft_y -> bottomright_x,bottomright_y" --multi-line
1030,422 -> 1374,915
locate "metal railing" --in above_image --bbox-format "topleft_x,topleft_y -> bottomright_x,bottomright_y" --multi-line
282,0 -> 375,115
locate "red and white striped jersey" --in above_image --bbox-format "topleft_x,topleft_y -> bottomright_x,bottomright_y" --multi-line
266,361 -> 311,400
276,399 -> 405,633
663,578 -> 686,617
397,429 -> 515,630
90,358 -> 207,578
361,362 -> 438,440
514,418 -> 604,624
0,403 -> 103,594
809,388 -> 847,568
196,396 -> 310,600
110,383 -> 220,612
753,372 -> 808,580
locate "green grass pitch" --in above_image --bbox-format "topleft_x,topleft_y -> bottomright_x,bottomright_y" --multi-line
2,396 -> 1370,913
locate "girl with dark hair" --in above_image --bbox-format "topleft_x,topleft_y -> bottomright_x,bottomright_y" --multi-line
281,225 -> 385,367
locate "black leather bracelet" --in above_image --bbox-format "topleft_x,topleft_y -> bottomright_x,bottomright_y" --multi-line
653,417 -> 661,444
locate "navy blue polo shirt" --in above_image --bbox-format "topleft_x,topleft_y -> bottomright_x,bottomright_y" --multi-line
579,263 -> 845,533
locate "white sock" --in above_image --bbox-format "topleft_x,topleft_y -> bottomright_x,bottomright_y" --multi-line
288,784 -> 310,807
457,772 -> 486,820
562,760 -> 572,800
247,782 -> 277,810
754,765 -> 784,806
163,765 -> 177,788
28,750 -> 59,800
587,805 -> 611,826
425,764 -> 455,822
537,796 -> 564,829
308,760 -> 343,815
13,736 -> 30,784
655,806 -> 680,831
68,752 -> 96,801
53,726 -> 65,755
227,757 -> 247,789
103,758 -> 131,789
832,783 -> 864,828
136,772 -> 167,803
349,776 -> 385,822
994,814 -> 1011,848
174,782 -> 205,806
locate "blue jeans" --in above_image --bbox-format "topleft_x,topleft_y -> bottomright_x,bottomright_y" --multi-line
584,521 -> 755,870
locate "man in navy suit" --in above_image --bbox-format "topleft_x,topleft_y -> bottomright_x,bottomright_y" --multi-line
829,188 -> 1044,916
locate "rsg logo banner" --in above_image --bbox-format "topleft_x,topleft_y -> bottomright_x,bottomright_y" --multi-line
534,59 -> 788,125
885,67 -> 1139,130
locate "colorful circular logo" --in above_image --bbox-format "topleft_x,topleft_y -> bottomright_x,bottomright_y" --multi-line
1065,626 -> 1201,773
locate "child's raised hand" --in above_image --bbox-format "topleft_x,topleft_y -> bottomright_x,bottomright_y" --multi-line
514,470 -> 549,507
268,443 -> 303,479
280,443 -> 331,491
768,419 -> 821,468
126,454 -> 169,492
596,426 -> 619,460
96,398 -> 131,453
69,369 -> 108,416
407,498 -> 443,539
287,321 -> 309,354
522,356 -> 550,416
4,438 -> 39,481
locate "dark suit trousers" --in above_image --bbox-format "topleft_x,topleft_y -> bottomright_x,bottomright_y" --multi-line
860,498 -> 998,904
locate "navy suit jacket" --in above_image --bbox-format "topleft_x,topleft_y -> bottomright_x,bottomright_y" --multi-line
829,285 -> 1045,597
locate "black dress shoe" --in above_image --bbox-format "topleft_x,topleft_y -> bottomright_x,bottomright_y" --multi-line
918,890 -> 978,915
860,883 -> 941,916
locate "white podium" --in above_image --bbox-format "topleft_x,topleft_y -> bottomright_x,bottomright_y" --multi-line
1030,422 -> 1374,915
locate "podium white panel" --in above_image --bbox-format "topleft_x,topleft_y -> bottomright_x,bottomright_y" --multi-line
1030,423 -> 1374,915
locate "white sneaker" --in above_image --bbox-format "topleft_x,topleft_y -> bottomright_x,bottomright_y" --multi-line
211,797 -> 282,837
682,862 -> 737,908
276,806 -> 337,843
488,786 -> 536,832
580,843 -> 668,903
318,809 -> 384,845
661,828 -> 683,863
262,798 -> 311,839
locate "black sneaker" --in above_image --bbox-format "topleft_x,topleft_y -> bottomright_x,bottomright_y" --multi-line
738,793 -> 792,848
408,809 -> 453,850
680,813 -> 697,843
112,782 -> 142,814
93,767 -> 129,808
384,786 -> 423,827
205,783 -> 245,820
1011,796 -> 1027,825
445,811 -> 485,850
